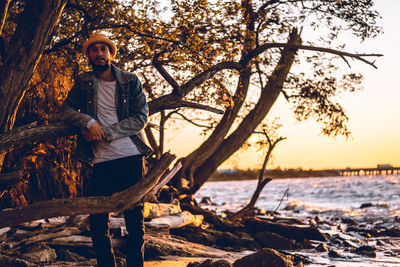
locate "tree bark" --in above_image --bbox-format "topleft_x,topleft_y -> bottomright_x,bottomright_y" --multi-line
0,0 -> 10,36
175,67 -> 251,186
0,152 -> 176,228
0,0 -> 67,133
0,122 -> 77,154
190,30 -> 302,194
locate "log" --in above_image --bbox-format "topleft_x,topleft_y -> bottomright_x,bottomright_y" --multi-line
244,217 -> 326,242
143,202 -> 182,219
13,227 -> 80,247
146,211 -> 204,230
110,208 -> 203,230
48,235 -> 126,248
0,152 -> 176,228
18,216 -> 69,230
47,235 -> 93,247
181,203 -> 239,230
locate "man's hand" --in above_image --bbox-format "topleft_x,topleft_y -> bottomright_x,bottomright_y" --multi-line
83,122 -> 105,141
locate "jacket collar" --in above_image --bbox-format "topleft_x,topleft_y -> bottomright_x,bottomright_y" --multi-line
80,64 -> 131,84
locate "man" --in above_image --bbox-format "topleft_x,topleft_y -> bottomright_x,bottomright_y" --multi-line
62,33 -> 152,267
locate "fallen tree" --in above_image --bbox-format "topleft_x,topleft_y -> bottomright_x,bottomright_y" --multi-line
0,152 -> 177,228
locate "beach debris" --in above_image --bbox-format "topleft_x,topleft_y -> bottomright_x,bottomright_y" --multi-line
147,211 -> 204,229
243,217 -> 327,242
328,249 -> 344,258
0,201 -> 398,266
315,243 -> 328,252
21,244 -> 57,263
353,245 -> 377,257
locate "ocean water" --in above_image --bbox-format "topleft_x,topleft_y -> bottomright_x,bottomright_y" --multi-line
195,175 -> 400,266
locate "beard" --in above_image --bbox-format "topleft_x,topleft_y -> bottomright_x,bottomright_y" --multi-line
89,58 -> 111,72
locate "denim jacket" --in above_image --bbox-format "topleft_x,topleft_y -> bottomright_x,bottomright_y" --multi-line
61,65 -> 152,164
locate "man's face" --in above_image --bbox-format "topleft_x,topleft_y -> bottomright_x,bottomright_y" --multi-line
88,43 -> 112,72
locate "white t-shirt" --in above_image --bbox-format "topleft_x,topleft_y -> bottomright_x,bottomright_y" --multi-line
91,79 -> 140,164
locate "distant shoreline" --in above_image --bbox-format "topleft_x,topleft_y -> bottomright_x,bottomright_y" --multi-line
209,169 -> 341,181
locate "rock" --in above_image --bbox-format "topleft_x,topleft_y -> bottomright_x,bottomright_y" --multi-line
188,258 -> 232,267
233,248 -> 294,267
353,245 -> 377,257
360,203 -> 373,208
341,217 -> 357,225
170,226 -> 242,250
254,231 -> 300,250
22,244 -> 57,263
315,243 -> 328,252
381,228 -> 400,237
342,240 -> 357,248
234,231 -> 262,250
328,249 -> 343,258
376,240 -> 385,245
200,197 -> 214,205
314,216 -> 323,224
346,226 -> 379,237
383,250 -> 397,256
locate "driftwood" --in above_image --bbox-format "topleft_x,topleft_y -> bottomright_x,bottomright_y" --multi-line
47,235 -> 94,247
12,227 -> 79,247
0,152 -> 176,228
146,211 -> 204,230
181,203 -> 239,230
243,217 -> 326,242
143,202 -> 182,219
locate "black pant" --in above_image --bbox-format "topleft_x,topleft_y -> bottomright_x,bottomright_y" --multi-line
85,155 -> 145,267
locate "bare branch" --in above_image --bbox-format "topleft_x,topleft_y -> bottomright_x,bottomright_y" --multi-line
149,61 -> 242,115
173,101 -> 224,114
174,112 -> 215,129
241,43 -> 383,68
152,52 -> 182,96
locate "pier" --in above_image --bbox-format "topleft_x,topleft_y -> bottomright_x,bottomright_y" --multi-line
337,166 -> 400,176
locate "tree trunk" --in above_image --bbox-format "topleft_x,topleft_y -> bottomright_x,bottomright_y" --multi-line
175,67 -> 251,186
0,152 -> 176,228
189,31 -> 302,194
174,1 -> 257,187
0,0 -> 67,134
0,122 -> 77,154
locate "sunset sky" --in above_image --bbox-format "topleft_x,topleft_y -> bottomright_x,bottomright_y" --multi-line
164,0 -> 400,170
